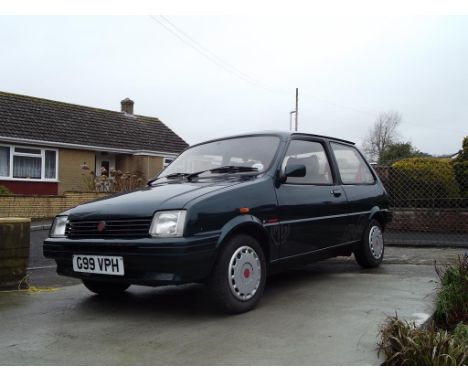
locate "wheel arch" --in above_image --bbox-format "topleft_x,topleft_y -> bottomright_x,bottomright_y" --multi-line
216,216 -> 271,262
369,206 -> 387,230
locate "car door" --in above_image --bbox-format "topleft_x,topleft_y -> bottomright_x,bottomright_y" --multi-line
329,142 -> 385,241
274,138 -> 350,259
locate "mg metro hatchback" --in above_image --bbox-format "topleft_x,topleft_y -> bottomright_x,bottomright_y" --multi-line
44,132 -> 392,313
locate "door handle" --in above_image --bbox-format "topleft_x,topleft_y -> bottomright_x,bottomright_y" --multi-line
331,189 -> 342,197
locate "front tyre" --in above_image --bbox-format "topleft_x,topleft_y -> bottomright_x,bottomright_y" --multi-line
82,280 -> 130,296
354,219 -> 385,268
209,234 -> 267,314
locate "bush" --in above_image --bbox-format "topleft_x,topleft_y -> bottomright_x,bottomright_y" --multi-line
81,167 -> 145,193
378,315 -> 467,366
453,322 -> 468,347
0,185 -> 11,195
452,136 -> 468,198
390,157 -> 460,207
434,254 -> 468,329
378,142 -> 428,165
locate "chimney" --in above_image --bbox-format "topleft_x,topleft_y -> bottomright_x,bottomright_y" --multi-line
121,98 -> 134,114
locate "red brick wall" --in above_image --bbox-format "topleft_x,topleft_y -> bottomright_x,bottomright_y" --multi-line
0,181 -> 58,196
388,208 -> 468,234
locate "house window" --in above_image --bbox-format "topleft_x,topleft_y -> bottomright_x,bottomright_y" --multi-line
163,158 -> 173,168
0,145 -> 58,181
45,150 -> 57,179
0,146 -> 10,177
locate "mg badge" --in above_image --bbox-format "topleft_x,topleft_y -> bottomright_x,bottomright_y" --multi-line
97,221 -> 106,232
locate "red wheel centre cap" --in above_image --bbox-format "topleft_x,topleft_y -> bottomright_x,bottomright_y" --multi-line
243,268 -> 251,278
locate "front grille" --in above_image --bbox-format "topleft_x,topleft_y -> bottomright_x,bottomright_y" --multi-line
66,218 -> 152,239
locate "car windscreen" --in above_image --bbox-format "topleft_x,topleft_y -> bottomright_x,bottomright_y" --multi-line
157,135 -> 281,180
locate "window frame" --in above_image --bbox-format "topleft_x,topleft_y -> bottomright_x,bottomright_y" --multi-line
281,138 -> 336,186
0,144 -> 11,178
0,144 -> 59,182
329,141 -> 376,185
158,134 -> 282,179
163,157 -> 174,169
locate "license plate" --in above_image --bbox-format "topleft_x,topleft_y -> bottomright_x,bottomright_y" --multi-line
72,255 -> 124,276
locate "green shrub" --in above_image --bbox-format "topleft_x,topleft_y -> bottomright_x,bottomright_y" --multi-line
0,185 -> 11,195
378,315 -> 467,366
390,157 -> 460,207
434,254 -> 468,329
379,142 -> 428,165
453,322 -> 468,347
452,136 -> 468,198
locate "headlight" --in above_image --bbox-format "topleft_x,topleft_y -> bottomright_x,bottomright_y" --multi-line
50,215 -> 68,238
149,210 -> 186,237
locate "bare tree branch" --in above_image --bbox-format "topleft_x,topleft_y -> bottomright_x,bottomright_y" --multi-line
362,111 -> 402,162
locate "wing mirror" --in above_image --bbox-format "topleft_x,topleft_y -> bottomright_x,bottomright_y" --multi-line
279,164 -> 306,184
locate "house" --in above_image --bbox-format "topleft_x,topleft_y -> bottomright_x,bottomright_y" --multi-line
0,91 -> 188,195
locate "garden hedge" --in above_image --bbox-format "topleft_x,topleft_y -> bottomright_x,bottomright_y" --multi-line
452,136 -> 468,199
390,157 -> 460,208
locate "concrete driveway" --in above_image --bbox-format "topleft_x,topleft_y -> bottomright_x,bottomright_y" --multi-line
1,246 -> 463,365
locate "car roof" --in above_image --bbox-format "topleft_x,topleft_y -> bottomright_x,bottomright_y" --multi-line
191,130 -> 355,147
290,132 -> 355,145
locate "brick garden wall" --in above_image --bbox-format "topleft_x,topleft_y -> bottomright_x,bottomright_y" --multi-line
0,192 -> 110,219
388,208 -> 468,234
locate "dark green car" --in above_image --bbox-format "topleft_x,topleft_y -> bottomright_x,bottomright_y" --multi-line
44,132 -> 392,313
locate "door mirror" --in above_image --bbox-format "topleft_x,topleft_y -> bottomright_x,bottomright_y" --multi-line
282,164 -> 306,182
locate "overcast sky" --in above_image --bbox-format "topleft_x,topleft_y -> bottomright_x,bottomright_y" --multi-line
0,15 -> 467,155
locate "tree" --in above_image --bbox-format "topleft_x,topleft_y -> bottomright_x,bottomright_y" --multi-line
379,142 -> 428,165
362,111 -> 402,162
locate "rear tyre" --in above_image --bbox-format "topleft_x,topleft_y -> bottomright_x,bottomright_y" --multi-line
354,219 -> 384,269
82,280 -> 130,296
208,234 -> 267,314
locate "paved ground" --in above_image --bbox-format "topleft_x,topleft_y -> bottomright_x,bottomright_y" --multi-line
1,233 -> 464,365
28,227 -> 79,288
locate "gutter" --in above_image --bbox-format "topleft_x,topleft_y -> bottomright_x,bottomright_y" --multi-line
0,135 -> 180,157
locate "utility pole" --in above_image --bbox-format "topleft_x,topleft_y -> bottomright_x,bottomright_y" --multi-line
289,88 -> 299,131
289,111 -> 295,131
295,88 -> 299,131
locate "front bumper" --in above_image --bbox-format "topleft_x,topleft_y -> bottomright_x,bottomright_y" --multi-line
43,234 -> 220,286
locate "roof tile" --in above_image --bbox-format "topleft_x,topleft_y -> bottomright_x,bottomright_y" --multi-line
0,91 -> 188,154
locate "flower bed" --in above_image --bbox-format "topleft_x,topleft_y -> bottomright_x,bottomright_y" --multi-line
378,254 -> 468,365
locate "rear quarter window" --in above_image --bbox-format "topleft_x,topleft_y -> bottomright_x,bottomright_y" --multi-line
330,142 -> 375,185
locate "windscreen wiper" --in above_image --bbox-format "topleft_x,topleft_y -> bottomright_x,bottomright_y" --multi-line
148,166 -> 258,186
147,172 -> 191,185
185,166 -> 258,180
202,166 -> 257,174
165,172 -> 192,178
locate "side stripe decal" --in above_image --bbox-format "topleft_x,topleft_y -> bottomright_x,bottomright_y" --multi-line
263,210 -> 383,226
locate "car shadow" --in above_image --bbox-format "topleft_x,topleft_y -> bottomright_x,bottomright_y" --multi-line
76,283 -> 220,318
74,258 -> 386,318
265,258 -> 386,291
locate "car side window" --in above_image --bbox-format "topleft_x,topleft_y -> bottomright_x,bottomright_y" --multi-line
330,142 -> 375,184
282,140 -> 333,185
